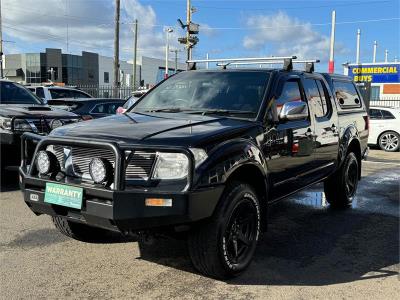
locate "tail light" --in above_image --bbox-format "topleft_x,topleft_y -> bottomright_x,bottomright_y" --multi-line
363,115 -> 369,130
81,115 -> 93,121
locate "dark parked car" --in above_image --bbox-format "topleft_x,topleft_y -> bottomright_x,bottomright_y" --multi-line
48,98 -> 125,119
0,80 -> 80,172
19,58 -> 369,279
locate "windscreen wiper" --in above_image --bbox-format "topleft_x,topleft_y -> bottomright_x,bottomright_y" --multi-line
143,108 -> 198,113
199,109 -> 255,116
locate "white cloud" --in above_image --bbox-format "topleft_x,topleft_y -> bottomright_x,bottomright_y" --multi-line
243,11 -> 347,60
2,0 -> 179,60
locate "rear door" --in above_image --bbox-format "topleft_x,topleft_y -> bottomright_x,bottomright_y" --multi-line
302,76 -> 339,177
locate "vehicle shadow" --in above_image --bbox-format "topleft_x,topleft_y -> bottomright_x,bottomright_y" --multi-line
0,171 -> 20,192
137,199 -> 399,285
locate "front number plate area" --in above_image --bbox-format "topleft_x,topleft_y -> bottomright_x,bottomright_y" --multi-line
44,183 -> 83,209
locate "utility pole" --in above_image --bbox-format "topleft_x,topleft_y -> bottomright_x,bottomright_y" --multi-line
132,19 -> 138,90
356,29 -> 361,64
385,49 -> 388,62
186,0 -> 191,61
328,10 -> 336,74
0,0 -> 3,79
113,0 -> 120,97
373,41 -> 377,63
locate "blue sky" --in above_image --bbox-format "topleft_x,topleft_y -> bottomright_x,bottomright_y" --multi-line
3,0 -> 400,72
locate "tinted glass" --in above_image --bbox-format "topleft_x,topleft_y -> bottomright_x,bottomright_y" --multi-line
275,80 -> 302,114
92,104 -> 105,113
316,80 -> 330,117
36,87 -> 45,98
49,89 -> 72,99
380,109 -> 395,119
133,71 -> 270,118
369,109 -> 382,119
304,79 -> 326,118
0,82 -> 42,104
333,80 -> 361,108
72,90 -> 91,98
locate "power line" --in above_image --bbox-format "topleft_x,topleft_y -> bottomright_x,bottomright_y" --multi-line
195,0 -> 392,11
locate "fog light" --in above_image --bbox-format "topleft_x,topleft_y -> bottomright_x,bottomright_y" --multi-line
36,150 -> 58,175
89,158 -> 112,184
145,198 -> 173,207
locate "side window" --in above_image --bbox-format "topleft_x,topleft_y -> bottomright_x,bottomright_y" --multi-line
36,87 -> 45,98
332,81 -> 362,108
49,89 -> 70,99
316,80 -> 331,117
303,78 -> 328,118
275,80 -> 303,115
92,104 -> 105,113
369,109 -> 382,119
380,109 -> 395,119
106,103 -> 119,114
73,91 -> 91,98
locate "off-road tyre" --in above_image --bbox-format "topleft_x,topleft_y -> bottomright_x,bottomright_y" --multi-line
52,216 -> 110,242
324,152 -> 359,208
187,182 -> 261,279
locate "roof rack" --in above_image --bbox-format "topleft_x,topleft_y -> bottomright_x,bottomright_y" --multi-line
230,59 -> 320,72
187,56 -> 297,71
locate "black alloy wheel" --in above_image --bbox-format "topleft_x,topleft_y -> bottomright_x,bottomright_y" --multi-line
223,199 -> 259,270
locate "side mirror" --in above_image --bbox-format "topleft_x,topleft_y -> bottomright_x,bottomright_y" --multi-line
279,101 -> 309,121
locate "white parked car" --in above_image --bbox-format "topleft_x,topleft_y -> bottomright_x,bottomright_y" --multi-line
27,86 -> 92,103
368,106 -> 400,152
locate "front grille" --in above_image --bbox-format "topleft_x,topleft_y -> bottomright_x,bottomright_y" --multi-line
126,151 -> 156,180
71,147 -> 115,174
47,145 -> 156,180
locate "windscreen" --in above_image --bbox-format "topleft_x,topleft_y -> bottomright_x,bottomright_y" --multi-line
0,81 -> 43,104
132,71 -> 270,118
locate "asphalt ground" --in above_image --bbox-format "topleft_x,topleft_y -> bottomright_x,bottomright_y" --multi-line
0,149 -> 399,299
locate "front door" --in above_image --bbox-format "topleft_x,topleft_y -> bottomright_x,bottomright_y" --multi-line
262,75 -> 316,200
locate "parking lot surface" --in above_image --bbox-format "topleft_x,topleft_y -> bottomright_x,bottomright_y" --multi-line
1,150 -> 399,299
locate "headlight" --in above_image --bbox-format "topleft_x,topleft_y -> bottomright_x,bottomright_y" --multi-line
14,119 -> 33,132
0,117 -> 12,130
152,152 -> 189,180
36,150 -> 58,175
89,157 -> 113,184
50,119 -> 63,130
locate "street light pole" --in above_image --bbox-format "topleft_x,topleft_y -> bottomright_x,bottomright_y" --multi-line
186,0 -> 191,61
113,0 -> 120,97
328,10 -> 336,74
132,19 -> 138,90
0,0 -> 3,79
165,28 -> 173,78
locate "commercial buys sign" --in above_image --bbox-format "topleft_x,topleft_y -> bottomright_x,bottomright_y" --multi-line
348,64 -> 400,83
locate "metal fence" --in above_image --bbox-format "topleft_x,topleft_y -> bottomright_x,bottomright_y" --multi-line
370,97 -> 400,108
77,85 -> 134,99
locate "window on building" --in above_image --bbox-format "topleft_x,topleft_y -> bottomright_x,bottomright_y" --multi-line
371,86 -> 380,101
333,80 -> 362,108
104,72 -> 109,83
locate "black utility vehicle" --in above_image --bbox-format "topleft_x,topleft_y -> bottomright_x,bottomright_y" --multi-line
48,98 -> 125,119
19,57 -> 369,279
0,80 -> 80,172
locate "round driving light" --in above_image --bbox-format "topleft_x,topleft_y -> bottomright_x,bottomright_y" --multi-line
89,158 -> 112,184
36,150 -> 58,175
50,119 -> 63,130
